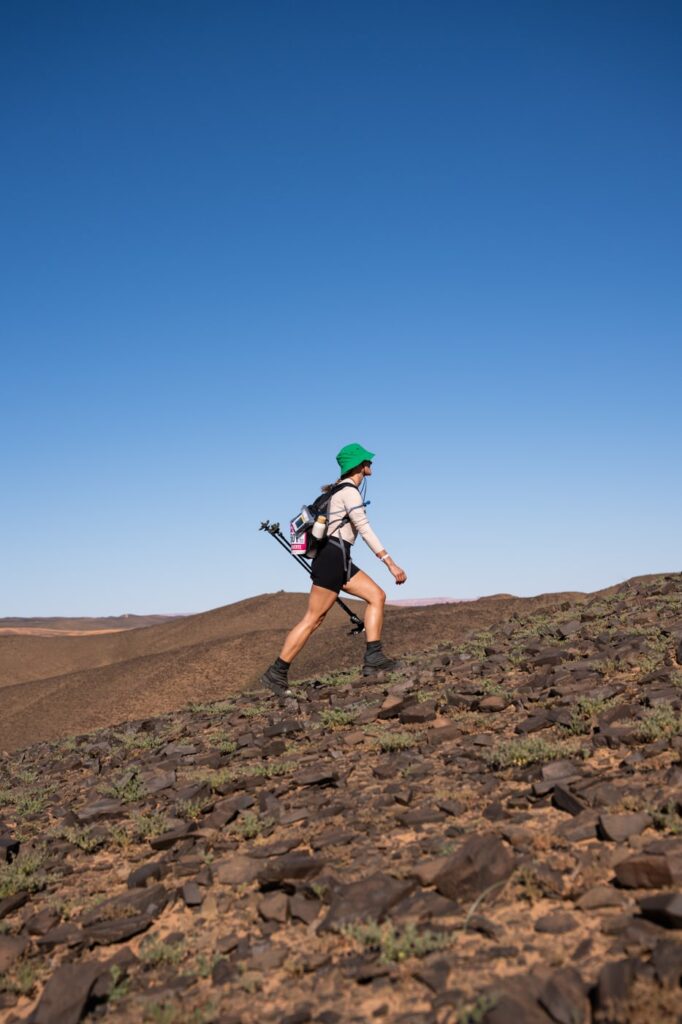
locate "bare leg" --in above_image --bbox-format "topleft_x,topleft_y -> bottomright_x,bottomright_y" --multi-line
279,585 -> 339,663
342,571 -> 386,642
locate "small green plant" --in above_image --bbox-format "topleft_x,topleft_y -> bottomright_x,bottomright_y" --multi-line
139,936 -> 186,968
108,963 -> 130,1004
0,961 -> 39,996
563,696 -> 615,736
637,704 -> 682,743
103,769 -> 145,804
455,630 -> 495,661
310,881 -> 328,900
60,826 -> 102,852
234,811 -> 273,840
479,678 -> 512,699
514,864 -> 543,904
319,708 -> 353,729
212,734 -> 237,755
194,952 -> 221,979
0,849 -> 46,898
108,824 -> 134,848
652,799 -> 682,835
376,730 -> 416,752
188,699 -> 235,716
248,760 -> 294,779
15,791 -> 48,816
176,799 -> 206,822
114,730 -> 164,752
143,1000 -> 180,1024
242,703 -> 269,718
132,811 -> 169,839
343,920 -> 450,963
637,654 -> 666,678
189,766 -> 236,791
315,669 -> 358,688
485,735 -> 586,770
458,993 -> 500,1023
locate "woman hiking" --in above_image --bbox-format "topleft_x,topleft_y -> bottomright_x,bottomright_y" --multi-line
260,443 -> 407,698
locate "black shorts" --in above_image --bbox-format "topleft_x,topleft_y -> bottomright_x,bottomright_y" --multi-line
310,539 -> 360,594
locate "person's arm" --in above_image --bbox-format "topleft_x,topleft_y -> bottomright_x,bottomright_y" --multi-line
345,489 -> 407,584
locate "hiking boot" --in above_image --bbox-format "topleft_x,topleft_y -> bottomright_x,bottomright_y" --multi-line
260,664 -> 293,699
362,647 -> 397,676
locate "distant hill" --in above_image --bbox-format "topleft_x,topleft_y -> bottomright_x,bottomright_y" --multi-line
0,614 -> 182,637
0,588 -> 593,752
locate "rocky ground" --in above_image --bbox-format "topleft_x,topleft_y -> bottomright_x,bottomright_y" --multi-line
2,573 -> 682,1023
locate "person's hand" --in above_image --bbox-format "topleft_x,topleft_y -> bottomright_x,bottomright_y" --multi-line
390,563 -> 407,585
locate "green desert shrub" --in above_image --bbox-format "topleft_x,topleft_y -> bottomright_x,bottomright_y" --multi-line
485,735 -> 586,770
637,704 -> 682,743
343,920 -> 450,963
376,730 -> 417,752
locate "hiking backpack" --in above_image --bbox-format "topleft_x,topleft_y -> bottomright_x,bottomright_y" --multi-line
289,482 -> 368,559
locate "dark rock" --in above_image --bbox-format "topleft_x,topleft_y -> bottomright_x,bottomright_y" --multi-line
289,893 -> 321,924
36,923 -> 84,951
598,812 -> 652,842
80,883 -> 168,926
26,907 -> 61,935
552,785 -> 587,817
263,718 -> 302,737
0,891 -> 28,919
557,620 -> 581,639
516,715 -> 552,735
149,823 -> 196,850
28,961 -> 103,1024
593,958 -> 636,1020
481,976 -> 553,1023
0,838 -> 20,863
652,937 -> 682,987
400,703 -> 437,723
249,836 -> 302,858
576,886 -> 629,910
615,852 -> 679,889
213,855 -> 261,885
139,767 -> 176,794
638,892 -> 682,929
127,862 -> 164,888
257,891 -> 288,923
534,912 -> 577,934
478,696 -> 511,713
436,798 -> 465,817
319,872 -> 414,932
555,810 -> 598,842
83,912 -> 154,945
397,807 -> 445,827
0,934 -> 29,972
311,830 -> 356,850
293,767 -> 338,787
434,833 -> 514,903
74,799 -> 123,824
542,760 -> 581,782
181,880 -> 203,907
538,967 -> 590,1024
257,852 -> 324,885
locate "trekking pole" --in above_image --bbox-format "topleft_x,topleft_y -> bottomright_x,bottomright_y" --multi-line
259,521 -> 365,635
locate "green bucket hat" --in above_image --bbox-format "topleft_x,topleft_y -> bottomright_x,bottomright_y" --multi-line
336,443 -> 376,474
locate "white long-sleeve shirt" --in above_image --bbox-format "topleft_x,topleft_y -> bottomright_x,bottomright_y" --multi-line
326,484 -> 384,555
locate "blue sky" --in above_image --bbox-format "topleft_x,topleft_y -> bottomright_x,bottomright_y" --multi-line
2,1 -> 680,615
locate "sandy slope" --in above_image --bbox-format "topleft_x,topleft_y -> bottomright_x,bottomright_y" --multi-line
0,589 -> 587,752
